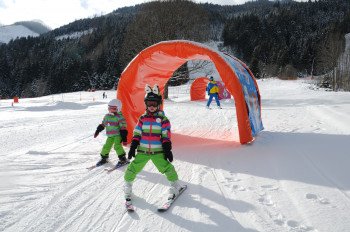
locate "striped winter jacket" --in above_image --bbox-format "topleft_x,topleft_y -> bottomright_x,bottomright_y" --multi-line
102,112 -> 126,137
133,110 -> 171,153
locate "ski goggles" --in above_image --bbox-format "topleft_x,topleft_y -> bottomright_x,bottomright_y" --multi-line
146,101 -> 158,107
108,106 -> 117,110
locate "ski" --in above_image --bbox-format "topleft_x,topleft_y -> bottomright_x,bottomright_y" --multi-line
157,185 -> 187,212
86,162 -> 107,170
87,159 -> 109,170
86,165 -> 98,170
87,165 -> 96,170
105,160 -> 130,173
125,199 -> 134,212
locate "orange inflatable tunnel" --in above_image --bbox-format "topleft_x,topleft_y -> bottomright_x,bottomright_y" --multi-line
117,40 -> 263,144
190,77 -> 210,101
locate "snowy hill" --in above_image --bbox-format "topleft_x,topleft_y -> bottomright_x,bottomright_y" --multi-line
0,21 -> 50,44
1,79 -> 350,231
13,21 -> 51,34
0,24 -> 38,43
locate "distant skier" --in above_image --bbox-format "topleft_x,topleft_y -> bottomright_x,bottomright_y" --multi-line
123,84 -> 183,206
93,99 -> 128,167
206,76 -> 222,109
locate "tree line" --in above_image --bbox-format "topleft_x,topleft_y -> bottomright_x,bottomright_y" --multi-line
1,0 -> 349,98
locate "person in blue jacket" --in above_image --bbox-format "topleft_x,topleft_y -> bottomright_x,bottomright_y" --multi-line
206,76 -> 222,109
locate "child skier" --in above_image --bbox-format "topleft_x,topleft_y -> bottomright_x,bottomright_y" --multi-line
93,99 -> 128,167
123,84 -> 183,206
206,76 -> 222,109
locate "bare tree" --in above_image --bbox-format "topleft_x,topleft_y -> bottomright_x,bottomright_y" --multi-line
336,33 -> 350,91
163,60 -> 213,99
316,30 -> 345,91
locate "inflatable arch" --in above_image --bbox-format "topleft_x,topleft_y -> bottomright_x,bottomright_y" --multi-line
190,77 -> 209,101
190,78 -> 232,101
117,40 -> 263,144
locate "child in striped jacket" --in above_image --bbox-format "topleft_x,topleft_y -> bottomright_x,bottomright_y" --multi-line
93,99 -> 128,167
124,84 -> 183,202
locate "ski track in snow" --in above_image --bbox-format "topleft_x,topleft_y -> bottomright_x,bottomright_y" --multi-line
1,79 -> 350,232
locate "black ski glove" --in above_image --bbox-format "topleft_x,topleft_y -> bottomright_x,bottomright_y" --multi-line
128,140 -> 139,160
120,129 -> 128,145
162,142 -> 173,162
94,124 -> 105,138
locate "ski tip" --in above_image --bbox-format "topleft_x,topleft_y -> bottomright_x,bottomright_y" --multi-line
157,185 -> 187,212
86,165 -> 97,170
179,185 -> 187,192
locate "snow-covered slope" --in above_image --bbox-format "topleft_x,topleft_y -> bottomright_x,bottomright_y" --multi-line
14,20 -> 51,34
1,79 -> 350,232
0,24 -> 39,43
55,28 -> 94,41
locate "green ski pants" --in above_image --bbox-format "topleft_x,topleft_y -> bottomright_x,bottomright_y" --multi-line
124,153 -> 178,182
101,136 -> 125,157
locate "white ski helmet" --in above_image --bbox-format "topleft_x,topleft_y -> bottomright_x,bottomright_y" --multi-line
108,99 -> 122,110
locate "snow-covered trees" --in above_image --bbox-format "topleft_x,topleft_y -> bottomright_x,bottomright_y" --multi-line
119,0 -> 210,70
222,0 -> 350,82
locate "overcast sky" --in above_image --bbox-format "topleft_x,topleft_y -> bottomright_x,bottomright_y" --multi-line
0,0 -> 309,29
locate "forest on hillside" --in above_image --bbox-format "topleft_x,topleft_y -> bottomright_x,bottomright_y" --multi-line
0,0 -> 349,98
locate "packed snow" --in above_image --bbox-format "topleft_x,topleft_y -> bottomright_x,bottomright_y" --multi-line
1,78 -> 350,232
